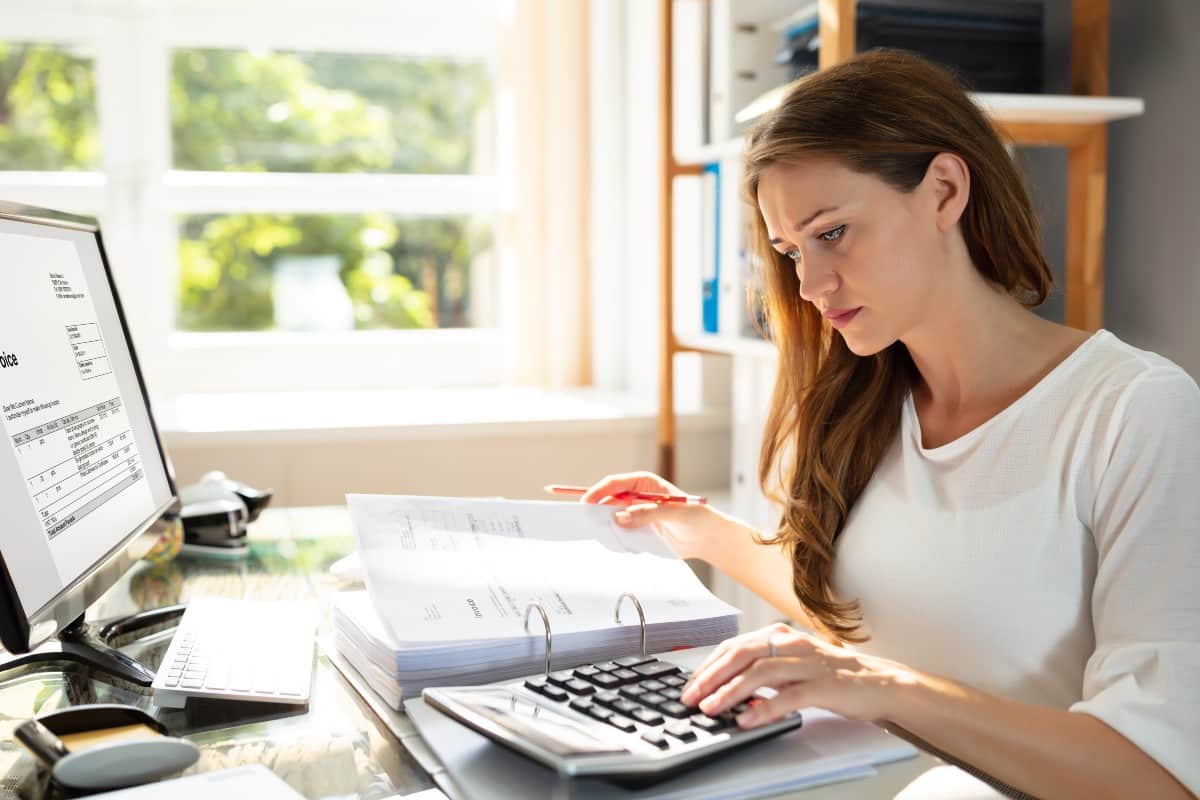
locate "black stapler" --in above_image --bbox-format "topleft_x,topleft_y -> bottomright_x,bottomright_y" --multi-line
178,471 -> 272,558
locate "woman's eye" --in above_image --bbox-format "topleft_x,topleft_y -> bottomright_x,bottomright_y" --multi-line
818,225 -> 846,242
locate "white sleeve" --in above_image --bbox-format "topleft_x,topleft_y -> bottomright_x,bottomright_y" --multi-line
1070,368 -> 1200,793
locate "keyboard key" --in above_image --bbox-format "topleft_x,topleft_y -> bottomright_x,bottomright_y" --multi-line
181,677 -> 203,689
660,701 -> 692,719
164,674 -> 180,687
569,697 -> 594,713
631,708 -> 664,726
564,679 -> 595,695
607,715 -> 637,733
632,661 -> 680,680
593,661 -> 621,672
205,669 -> 229,690
592,690 -> 621,707
689,714 -> 723,733
661,687 -> 683,701
638,679 -> 667,693
573,666 -> 602,681
665,722 -> 697,742
614,654 -> 654,668
640,692 -> 667,707
660,675 -> 687,688
524,676 -> 549,692
640,730 -> 669,749
541,684 -> 569,702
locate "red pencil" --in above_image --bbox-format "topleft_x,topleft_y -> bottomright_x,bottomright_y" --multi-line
544,484 -> 708,505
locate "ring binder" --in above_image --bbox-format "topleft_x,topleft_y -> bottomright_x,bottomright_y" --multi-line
614,592 -> 648,657
523,601 -> 553,677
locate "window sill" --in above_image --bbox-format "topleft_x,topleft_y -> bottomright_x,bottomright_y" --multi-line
155,386 -> 724,445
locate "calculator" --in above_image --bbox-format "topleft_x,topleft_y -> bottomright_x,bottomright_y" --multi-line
422,654 -> 803,787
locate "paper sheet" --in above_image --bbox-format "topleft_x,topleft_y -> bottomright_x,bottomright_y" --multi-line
347,495 -> 736,645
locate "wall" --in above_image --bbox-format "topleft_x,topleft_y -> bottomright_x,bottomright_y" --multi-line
1104,0 -> 1200,379
1033,0 -> 1199,379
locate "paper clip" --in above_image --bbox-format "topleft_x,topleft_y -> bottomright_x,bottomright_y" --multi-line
614,592 -> 647,658
523,601 -> 553,677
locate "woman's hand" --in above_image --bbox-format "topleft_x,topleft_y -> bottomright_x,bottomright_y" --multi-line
579,471 -> 724,562
681,623 -> 918,727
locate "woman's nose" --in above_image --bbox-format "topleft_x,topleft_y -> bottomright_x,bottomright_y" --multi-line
796,258 -> 839,303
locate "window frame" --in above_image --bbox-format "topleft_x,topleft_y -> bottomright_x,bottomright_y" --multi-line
0,1 -> 515,398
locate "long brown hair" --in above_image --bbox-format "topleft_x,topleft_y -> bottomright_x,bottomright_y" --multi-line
744,49 -> 1052,642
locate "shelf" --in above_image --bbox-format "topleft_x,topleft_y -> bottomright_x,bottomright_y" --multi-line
674,331 -> 777,359
731,82 -> 1144,130
974,93 -> 1144,125
674,137 -> 746,168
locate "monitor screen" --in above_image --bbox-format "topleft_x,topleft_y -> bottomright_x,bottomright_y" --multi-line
0,211 -> 174,625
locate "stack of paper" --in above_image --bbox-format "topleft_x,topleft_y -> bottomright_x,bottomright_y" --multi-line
332,495 -> 741,708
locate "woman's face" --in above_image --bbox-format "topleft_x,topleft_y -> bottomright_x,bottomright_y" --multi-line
756,156 -> 947,356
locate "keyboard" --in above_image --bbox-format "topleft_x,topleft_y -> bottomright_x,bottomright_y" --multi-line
152,596 -> 316,709
422,654 -> 803,787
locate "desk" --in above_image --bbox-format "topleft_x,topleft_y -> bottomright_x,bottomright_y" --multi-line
0,507 -> 953,799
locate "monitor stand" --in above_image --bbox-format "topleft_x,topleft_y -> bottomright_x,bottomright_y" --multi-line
0,604 -> 186,687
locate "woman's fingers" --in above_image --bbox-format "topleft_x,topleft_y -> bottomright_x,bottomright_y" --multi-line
683,624 -> 806,705
736,682 -> 814,728
579,472 -> 679,504
696,656 -> 824,717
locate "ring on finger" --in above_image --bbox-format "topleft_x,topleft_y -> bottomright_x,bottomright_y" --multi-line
766,632 -> 778,659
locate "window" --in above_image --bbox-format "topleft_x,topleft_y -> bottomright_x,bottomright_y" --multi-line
0,2 -> 520,396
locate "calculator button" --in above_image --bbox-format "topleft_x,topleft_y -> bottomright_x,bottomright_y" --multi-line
569,697 -> 594,713
640,692 -> 667,707
564,679 -> 595,695
619,685 -> 648,700
660,687 -> 683,701
611,699 -> 641,716
614,654 -> 654,668
665,722 -> 697,742
638,679 -> 667,693
594,661 -> 621,672
631,708 -> 664,726
660,675 -> 687,688
541,684 -> 569,702
610,669 -> 640,685
586,705 -> 614,722
689,714 -> 723,732
524,676 -> 549,692
573,666 -> 602,681
547,670 -> 576,688
607,715 -> 637,733
640,729 -> 669,749
590,672 -> 621,689
632,661 -> 680,679
592,690 -> 621,707
660,701 -> 692,719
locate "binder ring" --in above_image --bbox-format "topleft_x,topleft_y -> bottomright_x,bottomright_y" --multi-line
614,592 -> 648,658
523,601 -> 553,677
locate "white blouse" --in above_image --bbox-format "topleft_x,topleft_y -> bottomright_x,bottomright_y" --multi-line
833,329 -> 1200,792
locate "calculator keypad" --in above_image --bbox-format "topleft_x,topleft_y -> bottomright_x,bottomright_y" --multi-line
520,657 -> 751,753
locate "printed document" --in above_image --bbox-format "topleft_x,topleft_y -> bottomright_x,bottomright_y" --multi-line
347,494 -> 737,645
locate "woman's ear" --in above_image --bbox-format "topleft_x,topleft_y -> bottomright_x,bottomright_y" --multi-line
925,152 -> 970,231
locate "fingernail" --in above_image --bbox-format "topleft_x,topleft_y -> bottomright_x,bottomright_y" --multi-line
700,696 -> 719,714
738,710 -> 758,727
614,510 -> 631,524
681,687 -> 695,704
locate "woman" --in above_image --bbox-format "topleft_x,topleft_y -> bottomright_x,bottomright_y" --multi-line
583,50 -> 1198,798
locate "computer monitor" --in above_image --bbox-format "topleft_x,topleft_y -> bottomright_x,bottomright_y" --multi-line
0,201 -> 178,685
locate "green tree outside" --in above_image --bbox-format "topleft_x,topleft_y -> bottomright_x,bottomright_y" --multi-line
0,42 -> 493,331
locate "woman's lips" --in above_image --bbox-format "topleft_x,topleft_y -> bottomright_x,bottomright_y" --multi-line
825,307 -> 861,329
